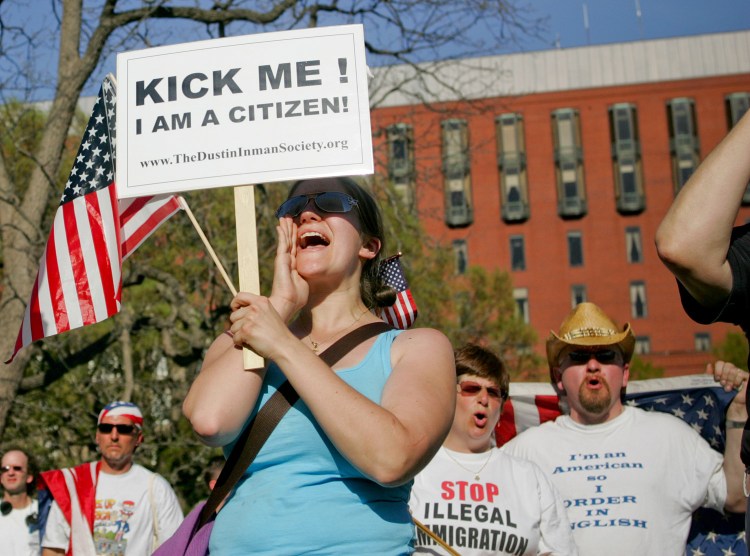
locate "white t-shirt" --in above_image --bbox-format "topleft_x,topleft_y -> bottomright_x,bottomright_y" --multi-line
409,447 -> 578,555
42,464 -> 183,556
0,498 -> 40,556
502,406 -> 726,556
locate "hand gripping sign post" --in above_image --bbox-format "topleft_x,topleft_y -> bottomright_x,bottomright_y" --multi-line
116,25 -> 373,369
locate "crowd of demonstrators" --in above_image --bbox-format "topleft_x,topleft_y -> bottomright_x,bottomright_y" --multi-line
5,156 -> 750,556
0,448 -> 40,555
37,401 -> 183,556
409,343 -> 577,555
656,108 -> 750,537
502,302 -> 748,555
183,177 -> 456,554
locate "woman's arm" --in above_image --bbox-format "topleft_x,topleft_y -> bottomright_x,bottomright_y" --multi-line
182,330 -> 266,447
656,109 -> 750,306
183,219 -> 308,447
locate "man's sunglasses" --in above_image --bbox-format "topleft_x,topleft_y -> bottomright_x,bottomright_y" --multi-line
567,349 -> 618,364
275,192 -> 359,219
0,465 -> 24,473
458,381 -> 504,400
97,423 -> 137,435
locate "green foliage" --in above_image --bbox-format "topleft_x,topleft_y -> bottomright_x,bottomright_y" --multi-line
627,355 -> 665,380
713,331 -> 749,371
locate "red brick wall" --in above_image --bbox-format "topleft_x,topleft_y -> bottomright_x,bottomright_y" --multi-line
371,74 -> 750,376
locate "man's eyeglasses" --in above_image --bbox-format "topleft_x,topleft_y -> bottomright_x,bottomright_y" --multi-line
567,349 -> 618,364
0,465 -> 24,474
275,192 -> 359,219
97,423 -> 137,435
458,381 -> 504,400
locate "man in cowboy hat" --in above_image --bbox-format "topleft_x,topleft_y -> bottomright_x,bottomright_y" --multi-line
39,401 -> 183,556
503,302 -> 748,556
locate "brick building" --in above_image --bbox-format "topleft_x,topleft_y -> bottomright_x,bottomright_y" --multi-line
369,30 -> 750,376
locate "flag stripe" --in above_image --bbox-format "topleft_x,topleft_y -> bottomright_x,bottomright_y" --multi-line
85,188 -> 119,318
536,394 -> 563,424
26,273 -> 45,345
63,200 -> 95,324
496,397 -> 517,442
79,193 -> 109,321
52,211 -> 83,331
36,248 -> 59,337
121,195 -> 181,260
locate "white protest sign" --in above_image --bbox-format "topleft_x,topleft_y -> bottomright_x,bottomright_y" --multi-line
116,25 -> 372,198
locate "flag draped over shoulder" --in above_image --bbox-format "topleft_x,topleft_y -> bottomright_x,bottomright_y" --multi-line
6,75 -> 180,362
38,462 -> 100,556
497,375 -> 747,556
377,253 -> 418,329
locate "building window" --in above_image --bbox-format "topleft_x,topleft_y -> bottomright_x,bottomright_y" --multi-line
667,98 -> 700,194
496,113 -> 529,222
552,108 -> 586,218
386,123 -> 415,208
635,336 -> 651,355
694,333 -> 711,352
452,239 -> 468,275
513,287 -> 530,324
567,231 -> 584,267
625,227 -> 643,263
571,284 -> 587,307
726,92 -> 750,127
510,235 -> 526,271
609,103 -> 645,214
725,93 -> 750,205
630,281 -> 648,318
442,119 -> 473,227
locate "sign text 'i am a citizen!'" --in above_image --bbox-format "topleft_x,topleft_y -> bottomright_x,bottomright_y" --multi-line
116,25 -> 372,198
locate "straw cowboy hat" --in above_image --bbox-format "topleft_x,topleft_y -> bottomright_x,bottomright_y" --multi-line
546,302 -> 635,370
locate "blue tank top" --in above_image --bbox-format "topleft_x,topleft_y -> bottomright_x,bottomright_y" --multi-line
210,329 -> 414,555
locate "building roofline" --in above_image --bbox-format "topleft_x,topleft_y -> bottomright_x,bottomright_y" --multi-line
369,30 -> 750,107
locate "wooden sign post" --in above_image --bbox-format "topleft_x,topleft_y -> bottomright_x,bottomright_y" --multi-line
234,185 -> 264,370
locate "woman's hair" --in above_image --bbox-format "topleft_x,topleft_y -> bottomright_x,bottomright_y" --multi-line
288,177 -> 396,309
454,344 -> 509,401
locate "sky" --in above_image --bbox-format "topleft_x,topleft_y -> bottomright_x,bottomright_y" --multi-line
0,0 -> 748,100
511,0 -> 749,52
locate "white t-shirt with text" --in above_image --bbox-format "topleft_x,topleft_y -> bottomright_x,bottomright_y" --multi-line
42,464 -> 183,556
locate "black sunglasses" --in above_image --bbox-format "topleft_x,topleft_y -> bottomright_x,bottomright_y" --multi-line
567,349 -> 618,364
275,192 -> 358,219
97,423 -> 137,435
0,465 -> 24,473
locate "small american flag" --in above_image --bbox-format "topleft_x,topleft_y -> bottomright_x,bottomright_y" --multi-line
497,375 -> 747,555
378,253 -> 418,329
6,75 -> 180,362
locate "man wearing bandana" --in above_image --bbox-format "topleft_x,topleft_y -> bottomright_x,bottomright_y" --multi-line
39,401 -> 183,556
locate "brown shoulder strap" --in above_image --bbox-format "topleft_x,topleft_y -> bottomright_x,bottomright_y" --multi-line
198,320 -> 393,527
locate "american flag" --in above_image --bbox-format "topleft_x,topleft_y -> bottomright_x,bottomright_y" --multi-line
378,253 -> 418,329
6,75 -> 181,362
497,375 -> 747,555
